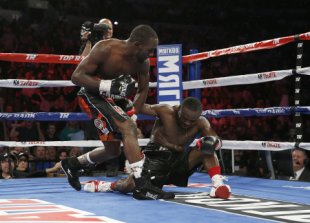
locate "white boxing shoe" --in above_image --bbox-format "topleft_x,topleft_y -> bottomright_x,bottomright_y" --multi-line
83,180 -> 113,193
210,174 -> 231,199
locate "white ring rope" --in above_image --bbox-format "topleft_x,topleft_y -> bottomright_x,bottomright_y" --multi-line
1,67 -> 309,89
1,32 -> 309,155
1,139 -> 310,151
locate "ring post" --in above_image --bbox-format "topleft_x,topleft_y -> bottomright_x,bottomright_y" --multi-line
188,49 -> 201,99
294,41 -> 304,146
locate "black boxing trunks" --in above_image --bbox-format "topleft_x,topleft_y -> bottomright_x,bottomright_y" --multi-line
78,87 -> 130,140
142,142 -> 194,188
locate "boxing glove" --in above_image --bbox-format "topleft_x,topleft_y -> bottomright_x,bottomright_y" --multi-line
80,21 -> 93,41
196,136 -> 222,155
89,23 -> 111,44
99,75 -> 136,98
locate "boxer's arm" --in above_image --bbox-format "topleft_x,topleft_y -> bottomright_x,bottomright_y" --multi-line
139,103 -> 170,117
80,41 -> 92,57
199,117 -> 217,137
195,117 -> 222,153
132,63 -> 150,113
72,41 -> 109,94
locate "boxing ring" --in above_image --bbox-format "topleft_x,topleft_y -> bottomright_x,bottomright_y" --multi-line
1,31 -> 310,222
0,174 -> 309,223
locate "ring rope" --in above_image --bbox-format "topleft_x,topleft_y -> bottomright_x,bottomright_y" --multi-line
1,67 -> 309,89
1,106 -> 310,121
182,32 -> 310,63
1,32 -> 309,156
1,139 -> 310,151
0,32 -> 309,65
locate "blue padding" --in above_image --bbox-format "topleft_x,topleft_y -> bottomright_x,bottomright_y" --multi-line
1,106 -> 310,121
0,173 -> 309,223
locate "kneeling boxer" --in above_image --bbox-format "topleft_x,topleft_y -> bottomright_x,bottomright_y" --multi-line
83,97 -> 231,199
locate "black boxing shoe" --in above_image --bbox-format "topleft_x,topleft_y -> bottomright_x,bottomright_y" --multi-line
133,176 -> 175,200
60,157 -> 84,191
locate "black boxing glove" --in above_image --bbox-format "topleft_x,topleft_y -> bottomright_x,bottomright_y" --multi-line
89,23 -> 111,44
196,136 -> 222,155
80,21 -> 110,45
99,75 -> 136,99
80,21 -> 93,41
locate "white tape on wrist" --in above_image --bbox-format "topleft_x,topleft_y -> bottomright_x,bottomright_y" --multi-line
99,80 -> 112,95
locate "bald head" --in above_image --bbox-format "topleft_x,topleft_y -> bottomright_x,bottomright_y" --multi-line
99,18 -> 112,26
99,18 -> 113,39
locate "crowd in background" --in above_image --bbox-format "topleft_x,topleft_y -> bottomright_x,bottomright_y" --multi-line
0,0 -> 310,180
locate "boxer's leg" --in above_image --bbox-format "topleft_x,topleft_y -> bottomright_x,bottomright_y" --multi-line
188,149 -> 231,199
83,174 -> 135,193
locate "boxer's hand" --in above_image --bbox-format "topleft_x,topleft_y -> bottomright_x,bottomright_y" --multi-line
81,31 -> 91,41
99,75 -> 136,98
196,136 -> 222,155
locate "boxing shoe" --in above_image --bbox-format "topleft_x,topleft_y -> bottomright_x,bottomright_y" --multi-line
83,180 -> 113,192
60,157 -> 84,191
210,174 -> 231,199
133,176 -> 175,200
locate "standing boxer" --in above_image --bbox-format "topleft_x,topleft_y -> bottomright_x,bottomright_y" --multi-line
61,25 -> 174,200
79,18 -> 120,177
